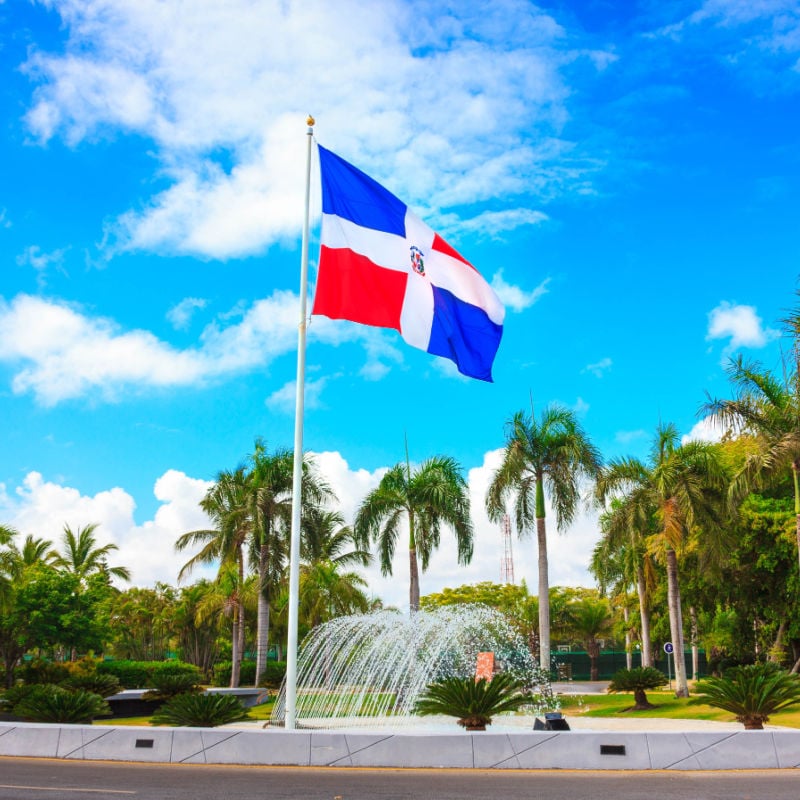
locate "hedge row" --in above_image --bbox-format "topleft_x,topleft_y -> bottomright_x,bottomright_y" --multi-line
212,660 -> 286,688
96,660 -> 200,689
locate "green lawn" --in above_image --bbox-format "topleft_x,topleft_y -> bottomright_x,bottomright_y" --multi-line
97,690 -> 800,729
558,690 -> 800,729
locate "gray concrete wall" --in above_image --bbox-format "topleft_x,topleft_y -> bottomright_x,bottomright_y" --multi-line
2,722 -> 800,769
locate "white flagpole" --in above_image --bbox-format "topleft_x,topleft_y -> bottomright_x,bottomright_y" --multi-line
285,115 -> 315,730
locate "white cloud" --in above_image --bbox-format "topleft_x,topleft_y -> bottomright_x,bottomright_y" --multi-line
166,297 -> 207,330
706,301 -> 779,360
583,357 -> 612,378
0,209 -> 11,229
441,208 -> 549,239
571,397 -> 590,416
681,415 -> 725,445
266,377 -> 328,414
0,469 -> 214,586
21,0 -> 603,259
0,449 -> 600,608
314,448 -> 599,609
490,273 -> 550,313
16,245 -> 68,287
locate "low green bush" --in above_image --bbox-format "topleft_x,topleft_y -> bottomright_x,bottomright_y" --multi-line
63,672 -> 122,698
16,659 -> 71,686
97,660 -> 200,689
12,685 -> 111,724
212,660 -> 286,688
143,671 -> 202,701
151,692 -> 249,727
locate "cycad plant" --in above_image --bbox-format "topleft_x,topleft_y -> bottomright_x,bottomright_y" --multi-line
12,685 -> 111,724
695,663 -> 800,729
151,692 -> 249,727
607,667 -> 666,710
415,674 -> 529,731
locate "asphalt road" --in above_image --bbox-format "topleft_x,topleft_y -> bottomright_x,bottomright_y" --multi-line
1,759 -> 800,800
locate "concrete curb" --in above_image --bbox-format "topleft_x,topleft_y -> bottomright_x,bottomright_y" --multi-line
2,722 -> 800,769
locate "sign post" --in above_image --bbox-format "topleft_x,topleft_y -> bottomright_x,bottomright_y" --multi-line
664,642 -> 674,691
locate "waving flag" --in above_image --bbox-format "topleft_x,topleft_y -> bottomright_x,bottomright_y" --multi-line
312,146 -> 504,382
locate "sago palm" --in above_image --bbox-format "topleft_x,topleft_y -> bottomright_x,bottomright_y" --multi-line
354,455 -> 473,612
486,405 -> 601,670
415,674 -> 529,731
695,663 -> 800,729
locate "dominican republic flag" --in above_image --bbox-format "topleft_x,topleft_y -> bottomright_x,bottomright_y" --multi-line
312,146 -> 504,382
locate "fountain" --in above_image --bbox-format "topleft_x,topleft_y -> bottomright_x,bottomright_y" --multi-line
270,605 -> 557,729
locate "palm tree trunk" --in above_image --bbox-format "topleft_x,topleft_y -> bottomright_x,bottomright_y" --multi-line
255,544 -> 270,686
230,608 -> 241,688
689,605 -> 699,681
636,564 -> 653,667
793,463 -> 800,577
536,515 -> 550,674
409,547 -> 420,612
665,547 -> 689,697
237,596 -> 245,676
255,593 -> 270,686
623,606 -> 632,670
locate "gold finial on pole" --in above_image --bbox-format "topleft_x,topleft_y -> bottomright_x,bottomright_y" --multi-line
307,115 -> 315,127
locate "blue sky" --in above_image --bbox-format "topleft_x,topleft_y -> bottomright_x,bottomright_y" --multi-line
0,0 -> 797,606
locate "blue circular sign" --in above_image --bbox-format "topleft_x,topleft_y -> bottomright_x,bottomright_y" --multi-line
663,642 -> 674,654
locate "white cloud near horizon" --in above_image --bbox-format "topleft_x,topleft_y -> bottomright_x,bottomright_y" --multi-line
681,415 -> 726,445
491,273 -> 551,313
21,0 -> 602,259
706,300 -> 779,361
0,449 -> 600,608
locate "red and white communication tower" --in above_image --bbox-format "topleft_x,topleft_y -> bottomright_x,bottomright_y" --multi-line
500,513 -> 515,585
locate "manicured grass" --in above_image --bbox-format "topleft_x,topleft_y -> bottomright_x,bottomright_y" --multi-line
559,690 -> 800,728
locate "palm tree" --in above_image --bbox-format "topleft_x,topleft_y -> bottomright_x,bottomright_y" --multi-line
14,535 -> 58,568
704,344 -> 800,577
354,455 -> 473,612
301,507 -> 371,569
299,561 -> 370,628
595,423 -> 728,697
249,441 -> 332,685
567,596 -> 613,681
486,406 -> 601,671
593,489 -> 658,667
53,523 -> 130,583
176,467 -> 251,688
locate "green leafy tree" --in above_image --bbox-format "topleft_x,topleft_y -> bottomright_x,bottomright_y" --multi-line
299,561 -> 370,628
704,301 -> 800,595
355,455 -> 473,612
566,595 -> 613,681
486,406 -> 601,669
106,584 -> 178,661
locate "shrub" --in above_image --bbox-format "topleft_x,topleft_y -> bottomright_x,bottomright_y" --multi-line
143,672 -> 202,701
415,674 -> 530,731
695,663 -> 800,729
97,660 -> 200,689
17,659 -> 71,686
12,685 -> 111,724
607,667 -> 667,710
259,662 -> 286,689
63,673 -> 122,698
151,692 -> 249,727
213,660 -> 286,688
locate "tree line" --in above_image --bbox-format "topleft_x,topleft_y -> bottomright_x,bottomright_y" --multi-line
2,294 -> 798,695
